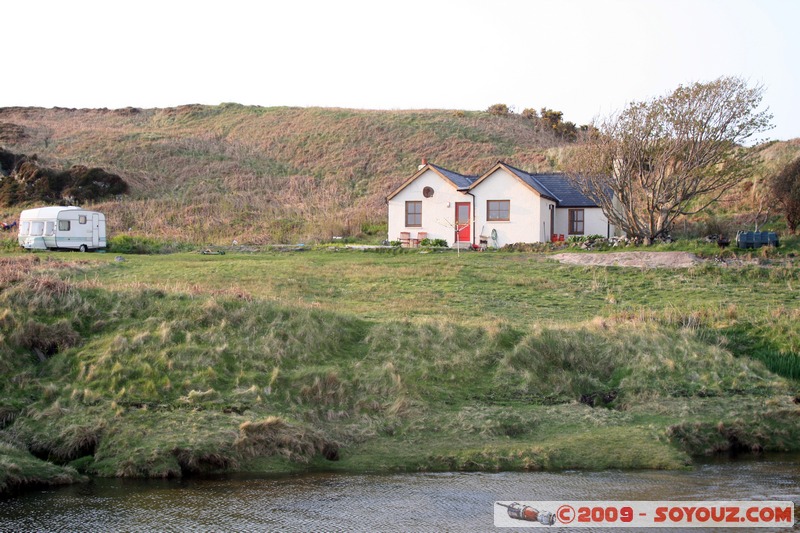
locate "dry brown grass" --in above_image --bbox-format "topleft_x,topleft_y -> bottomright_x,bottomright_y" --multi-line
299,371 -> 348,407
235,416 -> 338,462
10,319 -> 81,357
0,256 -> 92,289
0,256 -> 41,287
172,447 -> 238,473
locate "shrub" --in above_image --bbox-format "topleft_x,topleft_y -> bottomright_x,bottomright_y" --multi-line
360,222 -> 386,236
0,237 -> 18,252
420,238 -> 447,247
487,103 -> 509,116
0,151 -> 129,207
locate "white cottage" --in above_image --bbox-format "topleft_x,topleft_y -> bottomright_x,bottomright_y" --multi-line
387,160 -> 614,248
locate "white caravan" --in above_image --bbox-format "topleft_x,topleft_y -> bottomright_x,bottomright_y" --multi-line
18,206 -> 106,251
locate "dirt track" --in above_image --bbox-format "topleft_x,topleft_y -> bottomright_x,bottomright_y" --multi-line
551,251 -> 703,268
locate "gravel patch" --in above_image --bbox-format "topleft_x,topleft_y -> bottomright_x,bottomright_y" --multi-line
551,251 -> 704,268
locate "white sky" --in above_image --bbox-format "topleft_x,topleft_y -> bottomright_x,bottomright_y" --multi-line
5,0 -> 799,140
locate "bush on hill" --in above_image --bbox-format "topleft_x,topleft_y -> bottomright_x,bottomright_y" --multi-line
0,148 -> 128,206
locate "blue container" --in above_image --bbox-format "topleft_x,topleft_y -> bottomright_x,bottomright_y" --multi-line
736,231 -> 754,249
766,232 -> 780,247
736,231 -> 779,248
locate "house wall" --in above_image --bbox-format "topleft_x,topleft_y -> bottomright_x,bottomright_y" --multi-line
554,207 -> 610,238
472,168 -> 543,247
387,169 -> 469,246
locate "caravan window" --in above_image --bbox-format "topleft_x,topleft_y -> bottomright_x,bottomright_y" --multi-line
58,220 -> 70,231
79,215 -> 87,224
21,221 -> 30,235
45,222 -> 55,236
31,221 -> 44,236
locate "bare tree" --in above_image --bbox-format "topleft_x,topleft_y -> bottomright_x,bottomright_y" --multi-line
746,175 -> 771,232
566,77 -> 773,244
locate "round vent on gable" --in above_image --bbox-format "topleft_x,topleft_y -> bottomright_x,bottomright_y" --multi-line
423,186 -> 434,198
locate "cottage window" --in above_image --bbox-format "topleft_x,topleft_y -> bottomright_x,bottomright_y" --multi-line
405,201 -> 422,227
58,220 -> 70,231
487,200 -> 510,221
569,209 -> 585,235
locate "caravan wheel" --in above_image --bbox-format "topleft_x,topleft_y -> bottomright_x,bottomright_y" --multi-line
79,245 -> 88,252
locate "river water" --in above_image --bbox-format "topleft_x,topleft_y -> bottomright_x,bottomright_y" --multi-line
1,455 -> 798,531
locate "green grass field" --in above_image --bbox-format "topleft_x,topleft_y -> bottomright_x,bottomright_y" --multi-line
1,248 -> 798,494
71,246 -> 800,325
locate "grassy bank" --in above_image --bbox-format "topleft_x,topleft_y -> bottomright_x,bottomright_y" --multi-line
0,250 -> 798,494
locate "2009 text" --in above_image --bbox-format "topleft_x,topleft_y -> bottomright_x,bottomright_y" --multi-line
495,500 -> 795,528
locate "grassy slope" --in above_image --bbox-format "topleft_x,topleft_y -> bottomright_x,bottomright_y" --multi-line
0,250 -> 798,493
0,105 -> 566,244
3,105 -> 798,244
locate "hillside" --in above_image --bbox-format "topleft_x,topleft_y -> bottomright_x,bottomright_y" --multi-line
0,105 -> 798,244
0,105 -> 573,244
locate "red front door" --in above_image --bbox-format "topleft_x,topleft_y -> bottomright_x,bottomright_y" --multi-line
455,202 -> 471,244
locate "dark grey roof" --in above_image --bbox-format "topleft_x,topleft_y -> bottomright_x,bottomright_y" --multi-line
499,163 -> 560,202
532,174 -> 598,207
498,162 -> 598,207
430,163 -> 477,189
